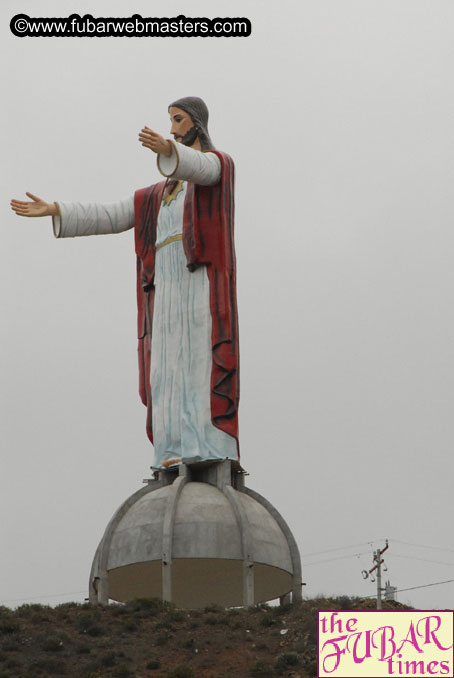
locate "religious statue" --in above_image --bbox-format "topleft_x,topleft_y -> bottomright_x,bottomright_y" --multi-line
11,97 -> 239,469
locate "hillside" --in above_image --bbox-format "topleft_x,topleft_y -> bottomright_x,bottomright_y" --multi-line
0,597 -> 410,678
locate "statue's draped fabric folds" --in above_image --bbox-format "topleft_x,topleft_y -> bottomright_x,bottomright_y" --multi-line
134,150 -> 239,466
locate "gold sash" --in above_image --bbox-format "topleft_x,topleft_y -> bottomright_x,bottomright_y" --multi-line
156,234 -> 183,252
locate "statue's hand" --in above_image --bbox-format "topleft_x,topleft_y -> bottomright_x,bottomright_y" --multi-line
10,193 -> 58,218
138,126 -> 172,156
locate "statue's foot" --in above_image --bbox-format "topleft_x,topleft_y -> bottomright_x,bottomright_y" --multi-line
162,458 -> 182,468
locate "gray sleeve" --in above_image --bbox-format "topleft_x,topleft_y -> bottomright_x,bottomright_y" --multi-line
52,196 -> 135,238
157,142 -> 221,186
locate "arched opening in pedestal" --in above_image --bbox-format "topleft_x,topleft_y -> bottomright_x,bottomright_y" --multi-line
108,559 -> 293,608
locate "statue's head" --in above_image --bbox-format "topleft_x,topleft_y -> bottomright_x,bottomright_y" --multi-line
168,96 -> 214,151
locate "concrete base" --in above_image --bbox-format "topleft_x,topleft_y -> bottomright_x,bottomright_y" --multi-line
89,460 -> 302,608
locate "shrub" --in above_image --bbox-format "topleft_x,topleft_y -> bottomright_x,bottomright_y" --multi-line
112,666 -> 133,678
302,657 -> 318,677
154,619 -> 174,631
76,611 -> 104,637
156,631 -> 170,646
128,598 -> 172,614
251,603 -> 270,613
333,595 -> 354,610
274,602 -> 292,616
227,608 -> 240,616
77,611 -> 98,630
147,659 -> 161,669
166,610 -> 185,623
0,619 -> 20,635
76,645 -> 91,655
81,658 -> 103,676
204,603 -> 223,613
30,658 -> 67,674
248,660 -> 273,676
165,663 -> 194,678
204,615 -> 218,626
99,650 -> 116,667
111,604 -> 128,616
275,652 -> 300,671
217,614 -> 230,625
55,601 -> 83,610
5,657 -> 21,669
122,620 -> 140,632
16,604 -> 51,624
55,611 -> 70,623
195,657 -> 215,669
42,636 -> 64,652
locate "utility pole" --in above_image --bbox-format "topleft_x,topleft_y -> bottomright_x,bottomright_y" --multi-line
362,540 -> 389,609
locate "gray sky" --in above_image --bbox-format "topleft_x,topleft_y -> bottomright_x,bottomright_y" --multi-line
2,0 -> 454,610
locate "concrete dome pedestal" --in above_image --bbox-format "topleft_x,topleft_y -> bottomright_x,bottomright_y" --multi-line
89,460 -> 302,608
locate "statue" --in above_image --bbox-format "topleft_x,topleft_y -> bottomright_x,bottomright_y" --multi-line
11,97 -> 239,470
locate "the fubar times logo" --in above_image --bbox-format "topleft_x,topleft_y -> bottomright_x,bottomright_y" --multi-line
318,610 -> 454,677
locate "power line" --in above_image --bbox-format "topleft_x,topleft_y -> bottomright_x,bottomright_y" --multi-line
397,579 -> 454,594
303,551 -> 371,567
390,552 -> 454,568
301,541 -> 377,558
389,539 -> 454,554
0,590 -> 86,605
302,538 -> 454,565
302,540 -> 454,570
362,578 -> 454,598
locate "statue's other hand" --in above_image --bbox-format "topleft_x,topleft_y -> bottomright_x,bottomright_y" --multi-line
138,126 -> 172,156
10,192 -> 58,218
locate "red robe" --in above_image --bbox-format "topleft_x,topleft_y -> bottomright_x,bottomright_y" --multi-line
134,151 -> 239,457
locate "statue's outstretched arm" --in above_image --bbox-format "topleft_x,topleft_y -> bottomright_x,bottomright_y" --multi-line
53,198 -> 134,238
157,142 -> 221,186
12,191 -> 134,239
10,192 -> 58,218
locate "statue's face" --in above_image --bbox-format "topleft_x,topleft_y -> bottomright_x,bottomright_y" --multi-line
169,106 -> 194,143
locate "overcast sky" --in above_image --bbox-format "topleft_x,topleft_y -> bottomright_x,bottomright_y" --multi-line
2,0 -> 454,611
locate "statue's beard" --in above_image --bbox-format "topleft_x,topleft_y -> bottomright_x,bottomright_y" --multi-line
174,125 -> 198,147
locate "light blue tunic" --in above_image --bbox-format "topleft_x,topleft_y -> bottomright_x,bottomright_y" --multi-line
151,183 -> 237,466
